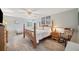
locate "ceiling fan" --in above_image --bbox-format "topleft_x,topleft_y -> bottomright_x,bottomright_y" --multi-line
24,8 -> 41,18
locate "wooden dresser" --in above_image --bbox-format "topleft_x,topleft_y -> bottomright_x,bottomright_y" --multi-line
0,25 -> 8,51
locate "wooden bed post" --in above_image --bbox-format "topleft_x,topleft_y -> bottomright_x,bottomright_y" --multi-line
51,20 -> 53,32
32,23 -> 37,48
23,24 -> 25,38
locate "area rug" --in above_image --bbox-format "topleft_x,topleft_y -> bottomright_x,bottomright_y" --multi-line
44,40 -> 65,51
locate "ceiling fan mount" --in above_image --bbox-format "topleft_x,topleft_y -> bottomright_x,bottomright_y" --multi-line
27,9 -> 32,15
25,9 -> 40,16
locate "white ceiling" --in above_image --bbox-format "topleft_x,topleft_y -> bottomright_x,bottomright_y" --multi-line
1,8 -> 75,19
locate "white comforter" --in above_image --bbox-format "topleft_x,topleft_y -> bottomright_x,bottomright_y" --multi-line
25,27 -> 51,43
35,29 -> 51,43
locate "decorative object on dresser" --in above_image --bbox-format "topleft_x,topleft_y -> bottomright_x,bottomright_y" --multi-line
0,24 -> 8,51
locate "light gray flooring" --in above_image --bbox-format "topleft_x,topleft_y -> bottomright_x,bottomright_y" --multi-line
7,31 -> 65,51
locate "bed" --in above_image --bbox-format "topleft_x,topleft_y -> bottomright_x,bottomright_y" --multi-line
23,21 -> 53,48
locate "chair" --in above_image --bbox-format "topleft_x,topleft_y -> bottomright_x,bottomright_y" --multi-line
59,28 -> 74,47
64,28 -> 74,41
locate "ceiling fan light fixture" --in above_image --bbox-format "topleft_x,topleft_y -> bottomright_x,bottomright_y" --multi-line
27,9 -> 32,15
28,11 -> 32,15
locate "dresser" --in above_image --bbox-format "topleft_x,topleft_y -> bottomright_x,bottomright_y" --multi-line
0,25 -> 8,51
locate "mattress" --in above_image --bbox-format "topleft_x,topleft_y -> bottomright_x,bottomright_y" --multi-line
36,29 -> 51,43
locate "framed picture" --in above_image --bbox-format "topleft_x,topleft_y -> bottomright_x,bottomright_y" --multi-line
41,17 -> 45,25
46,16 -> 51,25
40,16 -> 51,27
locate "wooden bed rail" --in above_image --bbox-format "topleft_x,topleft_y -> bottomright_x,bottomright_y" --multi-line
23,24 -> 25,38
23,23 -> 37,48
32,23 -> 37,48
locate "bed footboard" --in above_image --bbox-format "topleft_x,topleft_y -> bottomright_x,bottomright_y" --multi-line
23,23 -> 37,48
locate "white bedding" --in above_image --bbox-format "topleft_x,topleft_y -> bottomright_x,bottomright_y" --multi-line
26,27 -> 51,43
36,29 -> 51,43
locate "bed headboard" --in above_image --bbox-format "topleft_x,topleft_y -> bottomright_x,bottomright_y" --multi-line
39,20 -> 53,30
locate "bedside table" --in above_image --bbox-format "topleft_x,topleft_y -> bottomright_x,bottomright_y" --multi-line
51,31 -> 60,41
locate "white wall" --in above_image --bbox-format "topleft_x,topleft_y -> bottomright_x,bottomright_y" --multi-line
75,12 -> 79,43
3,15 -> 40,32
3,16 -> 25,31
51,9 -> 78,43
51,9 -> 78,31
76,26 -> 79,43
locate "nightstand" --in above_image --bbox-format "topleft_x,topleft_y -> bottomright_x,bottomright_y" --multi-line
51,31 -> 60,41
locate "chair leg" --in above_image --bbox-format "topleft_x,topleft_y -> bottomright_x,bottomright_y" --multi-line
64,39 -> 67,47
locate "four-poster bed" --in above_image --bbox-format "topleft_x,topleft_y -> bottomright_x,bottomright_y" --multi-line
23,21 -> 53,48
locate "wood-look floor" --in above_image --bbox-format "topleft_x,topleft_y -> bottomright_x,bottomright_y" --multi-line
7,31 -> 65,51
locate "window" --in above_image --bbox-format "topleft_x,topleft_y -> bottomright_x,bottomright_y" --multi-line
41,17 -> 45,25
46,16 -> 51,25
40,16 -> 51,26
